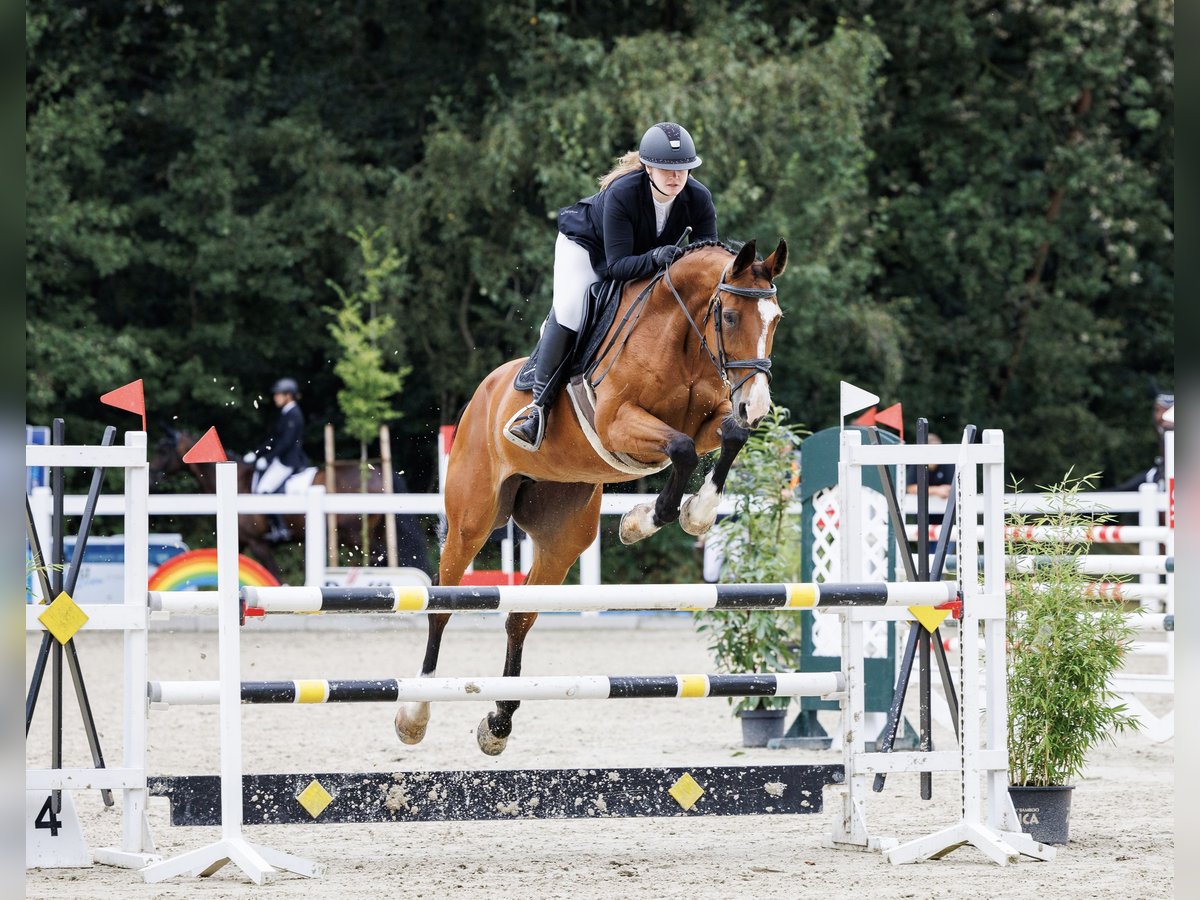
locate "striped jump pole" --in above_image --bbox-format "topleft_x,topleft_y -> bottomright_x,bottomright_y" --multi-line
906,524 -> 1173,544
228,581 -> 959,616
938,555 -> 1173,576
1050,582 -> 1169,603
1127,612 -> 1173,632
944,611 -> 1175,654
148,672 -> 845,707
989,582 -> 1169,604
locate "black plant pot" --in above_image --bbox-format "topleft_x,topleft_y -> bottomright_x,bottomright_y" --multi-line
1008,784 -> 1075,845
738,708 -> 787,747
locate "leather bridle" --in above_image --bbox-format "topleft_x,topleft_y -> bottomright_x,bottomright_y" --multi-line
588,255 -> 778,398
663,261 -> 777,395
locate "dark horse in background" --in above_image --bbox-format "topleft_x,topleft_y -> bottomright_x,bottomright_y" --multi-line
149,427 -> 431,581
395,238 -> 788,755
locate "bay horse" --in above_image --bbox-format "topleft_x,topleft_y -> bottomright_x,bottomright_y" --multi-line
396,238 -> 787,755
149,428 -> 431,580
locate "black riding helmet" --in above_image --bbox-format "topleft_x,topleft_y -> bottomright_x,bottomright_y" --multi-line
638,122 -> 702,170
271,377 -> 300,397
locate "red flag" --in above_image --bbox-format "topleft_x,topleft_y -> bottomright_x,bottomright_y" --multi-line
875,403 -> 904,441
851,406 -> 877,426
99,379 -> 146,431
183,426 -> 227,464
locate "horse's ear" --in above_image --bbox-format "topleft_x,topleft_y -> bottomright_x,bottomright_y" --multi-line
732,239 -> 757,278
762,239 -> 788,280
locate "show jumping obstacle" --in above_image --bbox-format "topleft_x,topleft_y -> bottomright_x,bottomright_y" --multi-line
148,672 -> 846,706
27,424 -> 1057,884
153,579 -> 958,616
938,555 -> 1174,576
906,524 -> 1172,543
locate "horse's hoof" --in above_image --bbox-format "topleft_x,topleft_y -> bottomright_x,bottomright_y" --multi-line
619,504 -> 660,545
394,703 -> 430,745
476,717 -> 508,756
679,494 -> 717,537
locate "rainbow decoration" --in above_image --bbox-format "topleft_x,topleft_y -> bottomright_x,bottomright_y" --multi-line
148,548 -> 279,591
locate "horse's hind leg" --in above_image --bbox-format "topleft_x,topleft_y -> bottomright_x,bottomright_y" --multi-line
476,481 -> 601,755
393,465 -> 521,746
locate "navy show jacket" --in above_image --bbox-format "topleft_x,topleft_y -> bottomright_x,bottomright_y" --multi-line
256,402 -> 309,469
556,170 -> 719,282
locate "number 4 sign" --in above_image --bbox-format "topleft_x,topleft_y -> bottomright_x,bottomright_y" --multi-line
26,792 -> 90,868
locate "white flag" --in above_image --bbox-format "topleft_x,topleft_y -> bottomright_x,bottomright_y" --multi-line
840,381 -> 880,421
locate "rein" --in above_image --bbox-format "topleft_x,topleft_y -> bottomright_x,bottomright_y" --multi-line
589,253 -> 777,397
664,261 -> 776,394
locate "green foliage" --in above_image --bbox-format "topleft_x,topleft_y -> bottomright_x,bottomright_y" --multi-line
25,0 -> 1173,504
863,0 -> 1174,484
1005,471 -> 1139,786
694,407 -> 806,713
324,226 -> 410,446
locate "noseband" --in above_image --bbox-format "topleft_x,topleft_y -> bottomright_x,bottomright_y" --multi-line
663,261 -> 777,395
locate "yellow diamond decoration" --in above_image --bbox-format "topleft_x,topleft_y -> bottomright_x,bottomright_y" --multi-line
909,605 -> 950,633
38,592 -> 88,645
667,772 -> 705,811
296,779 -> 334,819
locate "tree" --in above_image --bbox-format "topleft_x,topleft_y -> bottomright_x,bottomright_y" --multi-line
325,226 -> 411,561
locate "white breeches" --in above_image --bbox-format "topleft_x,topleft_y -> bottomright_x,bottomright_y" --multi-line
551,232 -> 601,332
252,458 -> 293,494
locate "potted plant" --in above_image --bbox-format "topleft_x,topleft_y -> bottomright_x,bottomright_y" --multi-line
1005,471 -> 1138,844
694,407 -> 805,747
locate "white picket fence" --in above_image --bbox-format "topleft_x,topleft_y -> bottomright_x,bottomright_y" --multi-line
28,482 -> 1169,589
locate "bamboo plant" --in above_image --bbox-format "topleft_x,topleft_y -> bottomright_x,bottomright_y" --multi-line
693,406 -> 805,713
1005,471 -> 1139,787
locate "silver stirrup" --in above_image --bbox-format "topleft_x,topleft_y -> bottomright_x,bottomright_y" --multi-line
502,403 -> 546,451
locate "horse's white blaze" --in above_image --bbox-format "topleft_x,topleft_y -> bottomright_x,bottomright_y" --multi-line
740,300 -> 779,424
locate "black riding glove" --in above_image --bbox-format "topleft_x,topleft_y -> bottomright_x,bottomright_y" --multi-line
651,245 -> 682,268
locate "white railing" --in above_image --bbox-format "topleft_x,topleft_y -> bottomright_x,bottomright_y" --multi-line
29,482 -> 1168,588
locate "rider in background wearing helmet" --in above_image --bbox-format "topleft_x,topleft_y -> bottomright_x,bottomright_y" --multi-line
505,121 -> 719,451
243,377 -> 310,542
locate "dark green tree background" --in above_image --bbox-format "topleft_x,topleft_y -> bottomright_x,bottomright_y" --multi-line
27,0 -> 1173,492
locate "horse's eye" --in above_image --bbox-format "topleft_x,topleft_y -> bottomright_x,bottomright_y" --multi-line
722,310 -> 739,328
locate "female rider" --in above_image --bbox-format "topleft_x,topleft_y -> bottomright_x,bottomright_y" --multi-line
505,121 -> 719,451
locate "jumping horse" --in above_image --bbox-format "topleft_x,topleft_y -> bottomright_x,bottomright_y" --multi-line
395,238 -> 788,754
149,427 -> 430,580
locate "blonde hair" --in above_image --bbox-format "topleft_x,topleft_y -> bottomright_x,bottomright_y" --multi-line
597,150 -> 645,190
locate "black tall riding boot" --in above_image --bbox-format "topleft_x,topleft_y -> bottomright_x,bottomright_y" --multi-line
505,313 -> 578,451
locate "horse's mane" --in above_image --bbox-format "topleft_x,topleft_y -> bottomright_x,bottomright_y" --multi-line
678,239 -> 771,267
677,239 -> 736,260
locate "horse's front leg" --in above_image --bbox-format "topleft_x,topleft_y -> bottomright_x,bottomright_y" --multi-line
477,612 -> 538,755
680,413 -> 751,536
394,612 -> 451,744
621,437 -> 700,545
